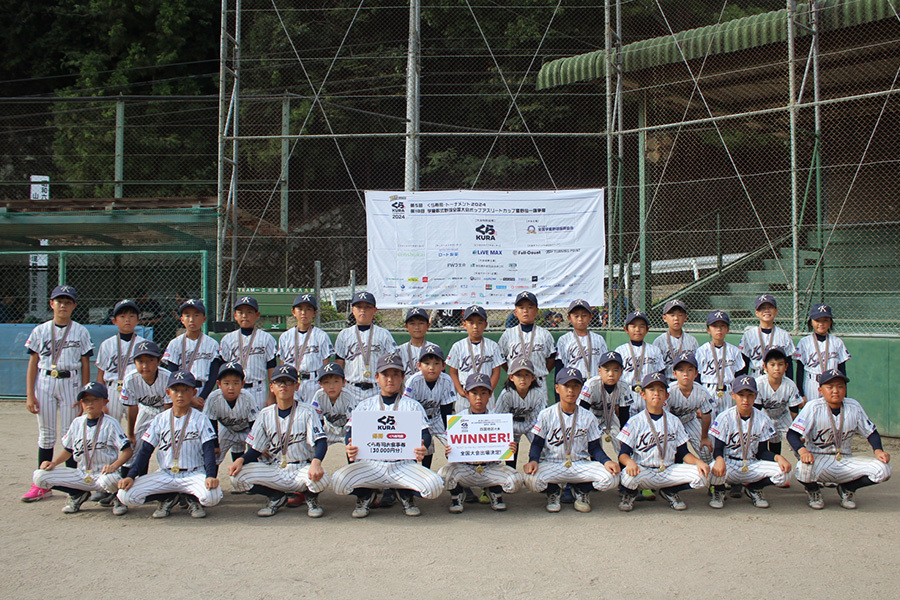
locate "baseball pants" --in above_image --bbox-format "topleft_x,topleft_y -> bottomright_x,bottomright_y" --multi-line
794,455 -> 892,486
438,463 -> 524,494
215,428 -> 249,465
683,418 -> 713,463
244,382 -> 268,411
33,467 -> 121,494
332,460 -> 444,499
34,374 -> 80,449
703,383 -> 733,418
231,462 -> 330,494
105,381 -> 126,422
620,464 -> 708,491
525,460 -> 619,493
117,469 -> 223,507
708,458 -> 789,487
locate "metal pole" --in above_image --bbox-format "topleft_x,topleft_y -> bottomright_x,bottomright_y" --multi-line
348,270 -> 357,320
615,0 -> 625,323
229,0 -> 242,318
604,0 -> 613,327
811,0 -> 825,303
787,1 -> 800,333
314,260 -> 322,328
216,0 -> 229,321
638,92 -> 650,312
201,250 -> 209,332
716,212 -> 723,272
58,251 -> 67,286
281,94 -> 290,232
114,98 -> 125,199
404,0 -> 421,191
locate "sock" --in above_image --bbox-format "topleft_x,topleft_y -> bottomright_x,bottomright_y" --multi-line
545,483 -> 561,495
421,454 -> 433,469
248,485 -> 283,499
842,476 -> 876,492
661,483 -> 690,494
747,477 -> 771,491
488,486 -> 503,494
450,485 -> 464,495
803,482 -> 820,493
54,485 -> 85,496
574,482 -> 593,494
38,447 -> 54,467
352,488 -> 376,500
147,492 -> 177,502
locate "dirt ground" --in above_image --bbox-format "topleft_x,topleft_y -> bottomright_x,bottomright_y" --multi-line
2,401 -> 898,599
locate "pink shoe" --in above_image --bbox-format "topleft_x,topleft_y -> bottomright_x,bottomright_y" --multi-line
22,484 -> 52,503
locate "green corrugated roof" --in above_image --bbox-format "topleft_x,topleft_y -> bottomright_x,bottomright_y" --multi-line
536,0 -> 897,90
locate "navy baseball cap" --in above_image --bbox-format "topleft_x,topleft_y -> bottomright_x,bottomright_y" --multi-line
763,348 -> 788,363
292,293 -> 318,310
318,362 -> 345,381
419,343 -> 445,362
818,368 -> 849,385
179,299 -> 206,315
515,291 -> 538,306
113,299 -> 139,316
462,305 -> 487,321
272,364 -> 299,382
167,370 -> 199,389
132,340 -> 161,359
732,375 -> 758,394
376,353 -> 404,373
706,310 -> 730,326
755,294 -> 777,309
624,310 -> 649,327
50,285 -> 77,301
77,382 -> 108,401
350,291 -> 377,307
405,307 -> 429,323
464,372 -> 493,392
662,299 -> 687,314
508,356 -> 535,375
217,361 -> 245,381
672,350 -> 698,370
567,299 -> 592,314
599,351 -> 623,367
556,367 -> 585,385
234,295 -> 259,311
640,372 -> 668,390
809,303 -> 833,320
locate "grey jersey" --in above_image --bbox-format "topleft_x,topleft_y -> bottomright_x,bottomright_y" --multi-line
446,337 -> 504,381
790,398 -> 875,456
652,331 -> 699,380
202,389 -> 258,434
277,326 -> 334,375
754,375 -> 803,423
556,331 -> 608,377
120,367 -> 172,410
162,334 -> 220,384
617,411 -> 689,468
493,386 -> 547,437
709,406 -> 778,459
26,319 -> 93,371
247,402 -> 326,462
739,326 -> 796,376
334,325 -> 397,383
498,324 -> 556,377
613,341 -> 665,388
218,328 -> 277,383
663,382 -> 715,424
531,404 -> 602,462
578,377 -> 633,431
310,388 -> 358,444
143,408 -> 217,471
62,414 -> 130,469
96,333 -> 147,385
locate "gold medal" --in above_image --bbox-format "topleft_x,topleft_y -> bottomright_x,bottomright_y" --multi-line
363,369 -> 371,378
50,369 -> 59,378
605,435 -> 612,442
717,390 -> 725,398
476,465 -> 484,474
741,465 -> 749,473
171,461 -> 180,473
280,459 -> 288,469
835,452 -> 842,461
84,474 -> 93,484
117,381 -> 124,392
659,464 -> 667,472
564,458 -> 572,469
634,385 -> 642,394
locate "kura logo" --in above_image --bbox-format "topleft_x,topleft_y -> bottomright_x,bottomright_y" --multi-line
475,224 -> 496,240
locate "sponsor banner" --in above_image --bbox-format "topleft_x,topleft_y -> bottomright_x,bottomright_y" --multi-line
351,409 -> 422,461
446,413 -> 515,463
365,189 -> 605,308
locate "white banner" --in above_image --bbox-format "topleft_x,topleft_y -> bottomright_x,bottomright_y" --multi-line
365,189 -> 605,309
351,409 -> 423,461
446,413 -> 515,463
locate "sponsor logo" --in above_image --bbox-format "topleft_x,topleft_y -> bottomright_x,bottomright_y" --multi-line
475,224 -> 496,240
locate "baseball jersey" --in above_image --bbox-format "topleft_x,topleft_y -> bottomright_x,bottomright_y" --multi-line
652,331 -> 700,380
664,382 -> 715,424
793,334 -> 851,377
617,411 -> 689,468
277,326 -> 334,375
310,388 -> 358,444
142,408 -> 217,471
401,372 -> 456,431
498,324 -> 556,377
578,377 -> 633,431
754,375 -> 803,428
62,414 -> 130,469
334,324 -> 397,383
694,341 -> 744,389
398,340 -> 435,377
446,337 -> 504,382
739,325 -> 796,376
218,328 -> 277,383
530,404 -> 602,462
25,320 -> 93,371
709,406 -> 777,459
246,402 -> 326,462
556,331 -> 609,377
202,389 -> 258,434
613,341 -> 665,388
96,332 -> 147,386
789,398 -> 875,456
162,333 -> 220,384
492,386 -> 547,437
120,367 -> 172,410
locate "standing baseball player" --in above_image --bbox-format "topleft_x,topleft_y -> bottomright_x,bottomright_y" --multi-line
334,291 -> 397,401
787,369 -> 891,510
499,291 -> 556,395
492,357 -> 546,468
95,299 -> 146,422
203,362 -> 258,465
754,348 -> 804,456
707,376 -> 792,509
277,293 -> 334,403
446,305 -> 504,411
739,294 -> 795,378
523,367 -> 621,513
694,310 -> 748,416
556,299 -> 608,378
331,353 -> 444,518
400,343 -> 456,469
218,296 -> 277,410
613,310 -> 665,392
120,341 -> 171,452
161,299 -> 221,404
578,351 -> 634,456
398,307 -> 433,379
310,362 -> 358,445
793,303 -> 851,402
617,372 -> 711,512
228,365 -> 329,518
32,382 -> 133,515
652,299 -> 699,381
23,285 -> 93,503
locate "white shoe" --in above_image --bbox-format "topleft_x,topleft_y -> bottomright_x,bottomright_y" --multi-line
545,491 -> 562,513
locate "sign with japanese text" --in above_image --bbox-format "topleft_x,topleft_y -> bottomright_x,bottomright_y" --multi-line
446,413 -> 515,463
351,409 -> 422,461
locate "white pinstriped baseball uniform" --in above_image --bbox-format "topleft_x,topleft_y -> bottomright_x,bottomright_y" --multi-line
334,325 -> 397,400
162,333 -> 220,392
277,326 -> 334,402
202,389 -> 258,464
499,324 -> 555,395
754,374 -> 804,436
120,366 -> 172,450
556,331 -> 608,378
399,340 -> 434,378
617,410 -> 708,491
793,334 -> 851,400
401,371 -> 456,449
96,332 -> 146,421
652,331 -> 699,381
446,337 -> 504,411
739,325 -> 795,377
218,328 -> 277,409
310,388 -> 358,445
694,341 -> 744,415
630,382 -> 714,460
707,406 -> 788,487
578,377 -> 633,454
492,385 -> 546,444
613,341 -> 665,390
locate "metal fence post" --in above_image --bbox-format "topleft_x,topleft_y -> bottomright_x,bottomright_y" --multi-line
637,92 -> 650,311
787,1 -> 800,333
58,251 -> 66,286
115,97 -> 125,199
315,260 -> 322,327
281,93 -> 290,233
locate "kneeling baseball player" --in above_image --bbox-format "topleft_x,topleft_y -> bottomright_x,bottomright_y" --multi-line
228,365 -> 329,518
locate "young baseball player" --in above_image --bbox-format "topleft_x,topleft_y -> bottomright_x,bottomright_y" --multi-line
228,365 -> 329,518
23,285 -> 93,502
578,351 -> 633,456
707,376 -> 793,509
788,369 -> 891,510
310,362 -> 358,446
277,293 -> 334,403
398,307 -> 433,379
555,299 -> 608,378
95,299 -> 146,422
754,348 -> 804,456
617,372 -> 711,512
613,310 -> 665,392
739,294 -> 795,378
492,357 -> 546,468
218,296 -> 277,410
334,291 -> 398,401
499,291 -> 556,394
439,373 -> 523,513
121,341 -> 171,451
331,353 -> 444,518
523,367 -> 621,513
161,299 -> 221,404
203,362 -> 258,465
694,311 -> 748,416
652,299 -> 699,381
793,303 -> 851,402
32,382 -> 133,515
117,370 -> 222,519
400,343 -> 456,469
447,305 -> 504,411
